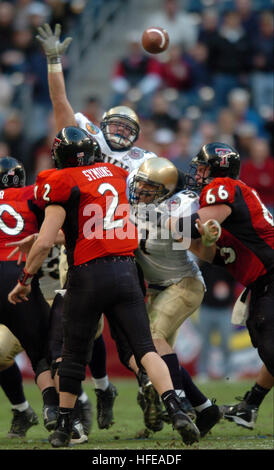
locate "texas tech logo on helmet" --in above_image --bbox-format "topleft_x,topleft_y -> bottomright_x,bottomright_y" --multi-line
52,136 -> 61,150
215,148 -> 231,167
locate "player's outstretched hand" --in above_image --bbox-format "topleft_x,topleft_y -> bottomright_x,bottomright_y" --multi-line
196,219 -> 221,247
6,233 -> 38,265
36,23 -> 72,61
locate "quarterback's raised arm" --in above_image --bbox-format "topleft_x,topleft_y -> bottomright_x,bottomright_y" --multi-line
36,23 -> 76,132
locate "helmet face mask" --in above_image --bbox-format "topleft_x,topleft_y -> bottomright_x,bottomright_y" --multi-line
129,157 -> 178,206
188,142 -> 240,190
100,106 -> 140,151
0,156 -> 26,189
130,176 -> 168,205
188,162 -> 211,191
52,126 -> 102,169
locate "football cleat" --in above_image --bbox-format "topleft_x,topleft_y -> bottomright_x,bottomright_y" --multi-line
49,428 -> 71,448
95,382 -> 118,429
79,398 -> 93,435
43,404 -> 58,431
196,402 -> 222,437
170,409 -> 200,445
221,393 -> 258,429
137,389 -> 146,413
162,396 -> 196,423
70,418 -> 88,444
136,370 -> 163,432
142,382 -> 164,432
7,405 -> 39,438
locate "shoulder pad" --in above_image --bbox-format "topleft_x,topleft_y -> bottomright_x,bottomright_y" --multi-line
180,189 -> 199,200
128,147 -> 158,160
162,190 -> 200,217
74,113 -> 100,136
85,121 -> 100,136
128,147 -> 146,160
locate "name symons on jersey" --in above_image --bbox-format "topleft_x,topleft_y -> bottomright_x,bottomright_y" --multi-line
82,166 -> 114,181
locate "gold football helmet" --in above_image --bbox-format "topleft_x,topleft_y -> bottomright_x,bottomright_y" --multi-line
100,106 -> 140,150
130,157 -> 179,204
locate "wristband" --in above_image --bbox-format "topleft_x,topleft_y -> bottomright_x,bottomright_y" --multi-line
18,268 -> 34,286
178,213 -> 200,239
48,63 -> 63,73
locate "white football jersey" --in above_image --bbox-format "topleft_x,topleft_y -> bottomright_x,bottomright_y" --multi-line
131,189 -> 204,287
75,112 -> 157,173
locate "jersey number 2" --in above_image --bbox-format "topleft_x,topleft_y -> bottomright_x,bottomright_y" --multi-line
98,183 -> 124,230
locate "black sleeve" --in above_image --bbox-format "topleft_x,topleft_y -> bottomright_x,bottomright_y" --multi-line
27,200 -> 45,229
178,212 -> 201,239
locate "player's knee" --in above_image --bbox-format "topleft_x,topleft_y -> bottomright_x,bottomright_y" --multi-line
0,344 -> 13,368
0,325 -> 23,368
34,357 -> 51,383
258,343 -> 274,376
50,359 -> 60,379
151,326 -> 167,342
0,358 -> 14,370
114,343 -> 133,371
135,343 -> 157,370
58,360 -> 86,395
176,279 -> 204,310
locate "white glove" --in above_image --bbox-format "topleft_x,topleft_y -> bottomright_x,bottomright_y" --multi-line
201,219 -> 221,247
36,23 -> 72,64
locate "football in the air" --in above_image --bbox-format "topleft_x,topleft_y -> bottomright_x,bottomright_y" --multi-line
141,27 -> 169,54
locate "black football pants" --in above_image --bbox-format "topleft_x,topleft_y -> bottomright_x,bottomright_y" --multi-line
0,261 -> 50,373
61,256 -> 156,373
247,271 -> 274,376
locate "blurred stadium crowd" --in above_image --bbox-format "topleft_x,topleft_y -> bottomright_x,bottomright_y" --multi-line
0,0 -> 273,215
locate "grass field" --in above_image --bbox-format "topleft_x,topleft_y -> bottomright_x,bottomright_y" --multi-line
0,377 -> 273,455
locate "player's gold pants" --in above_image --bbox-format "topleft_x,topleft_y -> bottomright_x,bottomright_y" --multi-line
147,277 -> 204,347
0,324 -> 24,370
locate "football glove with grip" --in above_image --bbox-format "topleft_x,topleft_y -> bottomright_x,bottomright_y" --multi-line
36,23 -> 72,64
200,219 -> 221,247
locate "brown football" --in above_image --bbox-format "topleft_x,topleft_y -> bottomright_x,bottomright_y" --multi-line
141,27 -> 169,54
